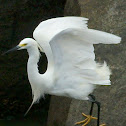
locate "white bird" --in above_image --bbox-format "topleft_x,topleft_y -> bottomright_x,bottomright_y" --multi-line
4,16 -> 121,126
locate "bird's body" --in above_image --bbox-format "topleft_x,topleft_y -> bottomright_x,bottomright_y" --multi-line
28,17 -> 90,103
30,17 -> 120,103
5,17 -> 121,121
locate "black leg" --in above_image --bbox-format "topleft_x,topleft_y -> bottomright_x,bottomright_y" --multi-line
88,94 -> 96,115
95,101 -> 101,126
88,94 -> 101,126
75,95 -> 101,126
89,102 -> 94,115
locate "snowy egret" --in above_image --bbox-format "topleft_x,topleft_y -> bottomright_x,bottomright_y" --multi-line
4,17 -> 121,126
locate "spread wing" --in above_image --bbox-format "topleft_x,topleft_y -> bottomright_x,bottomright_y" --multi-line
33,17 -> 88,50
49,28 -> 121,91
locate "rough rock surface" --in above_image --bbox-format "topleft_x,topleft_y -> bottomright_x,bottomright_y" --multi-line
47,96 -> 72,126
47,0 -> 126,126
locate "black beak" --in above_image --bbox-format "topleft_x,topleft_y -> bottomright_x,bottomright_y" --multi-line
2,45 -> 20,55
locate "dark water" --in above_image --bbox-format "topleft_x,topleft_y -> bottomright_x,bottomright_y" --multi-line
0,0 -> 66,125
0,120 -> 41,126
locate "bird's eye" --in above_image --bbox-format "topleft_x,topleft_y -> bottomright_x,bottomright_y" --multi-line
19,43 -> 27,47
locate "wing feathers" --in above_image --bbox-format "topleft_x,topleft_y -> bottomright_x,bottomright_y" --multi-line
83,29 -> 121,44
56,28 -> 121,45
33,17 -> 88,45
50,28 -> 120,87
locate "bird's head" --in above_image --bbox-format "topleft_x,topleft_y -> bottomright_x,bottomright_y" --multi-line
3,38 -> 43,54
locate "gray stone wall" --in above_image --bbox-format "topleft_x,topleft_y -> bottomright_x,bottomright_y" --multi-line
47,0 -> 126,126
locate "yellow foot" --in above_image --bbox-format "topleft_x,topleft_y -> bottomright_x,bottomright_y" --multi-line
75,113 -> 97,126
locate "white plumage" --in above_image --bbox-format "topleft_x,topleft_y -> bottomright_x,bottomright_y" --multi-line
5,16 -> 121,115
32,17 -> 120,101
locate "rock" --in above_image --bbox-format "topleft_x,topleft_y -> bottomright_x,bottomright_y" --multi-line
47,96 -> 72,126
64,0 -> 81,16
47,0 -> 126,126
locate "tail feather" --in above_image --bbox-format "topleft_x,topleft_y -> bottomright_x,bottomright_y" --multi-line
95,62 -> 112,85
96,62 -> 111,79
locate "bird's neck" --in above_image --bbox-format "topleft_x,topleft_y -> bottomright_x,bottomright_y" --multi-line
27,46 -> 40,76
27,46 -> 45,102
27,45 -> 53,102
